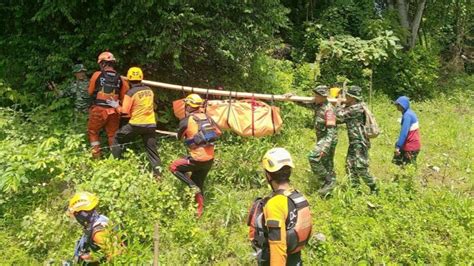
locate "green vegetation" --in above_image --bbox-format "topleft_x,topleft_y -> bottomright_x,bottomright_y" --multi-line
1,81 -> 472,263
0,0 -> 473,264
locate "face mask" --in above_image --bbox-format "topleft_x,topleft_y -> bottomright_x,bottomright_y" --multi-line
74,210 -> 92,226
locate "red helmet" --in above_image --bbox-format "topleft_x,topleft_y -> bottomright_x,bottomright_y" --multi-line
97,51 -> 116,64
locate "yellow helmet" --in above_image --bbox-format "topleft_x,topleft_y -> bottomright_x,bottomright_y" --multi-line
262,147 -> 295,172
127,67 -> 144,81
184,93 -> 203,108
67,192 -> 99,216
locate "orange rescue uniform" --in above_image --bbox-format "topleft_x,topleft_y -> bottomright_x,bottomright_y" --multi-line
87,68 -> 128,157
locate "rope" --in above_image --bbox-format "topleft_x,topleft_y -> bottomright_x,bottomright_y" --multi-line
204,88 -> 209,113
226,91 -> 233,128
270,94 -> 276,134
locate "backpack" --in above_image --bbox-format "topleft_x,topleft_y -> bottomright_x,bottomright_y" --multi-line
361,103 -> 380,138
100,70 -> 121,94
184,114 -> 220,147
247,190 -> 312,261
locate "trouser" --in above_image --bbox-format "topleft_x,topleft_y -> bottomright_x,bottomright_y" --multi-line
169,157 -> 214,193
308,140 -> 337,184
87,105 -> 120,157
346,143 -> 376,188
111,124 -> 161,175
392,150 -> 420,166
259,251 -> 302,266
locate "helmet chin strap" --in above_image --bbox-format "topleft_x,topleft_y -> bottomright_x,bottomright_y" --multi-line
265,172 -> 275,191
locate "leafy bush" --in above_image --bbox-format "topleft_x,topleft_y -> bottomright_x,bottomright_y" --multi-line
375,45 -> 441,98
0,74 -> 472,264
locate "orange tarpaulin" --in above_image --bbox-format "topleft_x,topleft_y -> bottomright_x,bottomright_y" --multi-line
172,99 -> 282,137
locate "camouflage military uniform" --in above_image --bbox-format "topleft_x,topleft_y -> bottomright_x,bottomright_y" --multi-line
337,86 -> 378,193
308,101 -> 338,189
67,79 -> 90,113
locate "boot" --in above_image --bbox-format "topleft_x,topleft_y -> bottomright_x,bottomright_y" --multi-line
369,184 -> 379,195
194,193 -> 204,218
318,181 -> 335,198
91,145 -> 101,159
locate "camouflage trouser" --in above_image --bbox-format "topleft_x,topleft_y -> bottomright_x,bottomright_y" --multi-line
345,143 -> 376,187
308,140 -> 337,184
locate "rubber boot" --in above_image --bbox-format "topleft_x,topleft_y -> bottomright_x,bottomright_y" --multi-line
195,193 -> 204,218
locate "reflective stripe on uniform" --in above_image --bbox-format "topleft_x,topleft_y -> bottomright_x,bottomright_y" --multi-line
91,141 -> 100,146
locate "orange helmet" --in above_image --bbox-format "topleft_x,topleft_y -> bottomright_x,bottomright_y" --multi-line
97,51 -> 116,64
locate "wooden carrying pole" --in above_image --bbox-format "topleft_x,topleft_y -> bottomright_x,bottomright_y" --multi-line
141,79 -> 315,103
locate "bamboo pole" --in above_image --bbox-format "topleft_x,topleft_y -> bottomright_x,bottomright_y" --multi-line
141,79 -> 315,103
155,129 -> 178,138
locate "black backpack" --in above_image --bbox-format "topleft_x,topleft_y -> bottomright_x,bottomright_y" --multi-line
99,70 -> 121,94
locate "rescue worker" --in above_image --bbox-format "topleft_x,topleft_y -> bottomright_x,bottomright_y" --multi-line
169,94 -> 221,218
87,51 -> 129,158
307,85 -> 339,197
109,67 -> 161,178
336,86 -> 378,194
249,148 -> 312,266
392,96 -> 421,166
67,192 -> 120,264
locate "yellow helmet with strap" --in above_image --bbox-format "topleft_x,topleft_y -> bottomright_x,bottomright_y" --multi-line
67,192 -> 99,216
184,93 -> 204,108
262,147 -> 295,172
127,67 -> 144,81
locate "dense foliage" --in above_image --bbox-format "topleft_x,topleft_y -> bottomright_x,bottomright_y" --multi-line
0,0 -> 473,264
0,0 -> 472,105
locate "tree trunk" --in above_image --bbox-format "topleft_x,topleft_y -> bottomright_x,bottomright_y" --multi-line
396,0 -> 410,47
409,0 -> 426,49
447,0 -> 466,72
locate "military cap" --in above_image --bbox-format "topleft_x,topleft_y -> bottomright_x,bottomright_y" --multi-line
346,85 -> 362,100
312,85 -> 328,97
72,64 -> 87,73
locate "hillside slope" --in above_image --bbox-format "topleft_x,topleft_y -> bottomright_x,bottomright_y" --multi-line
0,93 -> 472,264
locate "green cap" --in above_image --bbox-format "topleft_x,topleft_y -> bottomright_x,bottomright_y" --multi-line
346,85 -> 362,100
72,64 -> 87,73
312,85 -> 328,97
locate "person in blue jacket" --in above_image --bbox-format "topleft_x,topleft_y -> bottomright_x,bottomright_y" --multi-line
393,96 -> 421,166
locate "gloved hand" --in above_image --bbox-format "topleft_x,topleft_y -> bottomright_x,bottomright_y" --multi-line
106,99 -> 120,108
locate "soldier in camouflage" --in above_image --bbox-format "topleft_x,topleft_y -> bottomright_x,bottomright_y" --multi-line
69,64 -> 91,113
337,86 -> 378,194
305,85 -> 339,197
